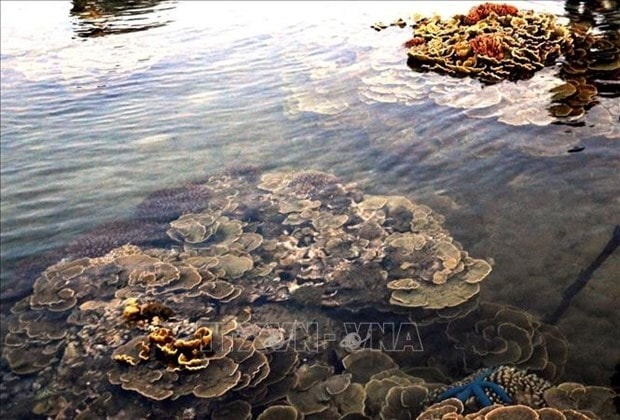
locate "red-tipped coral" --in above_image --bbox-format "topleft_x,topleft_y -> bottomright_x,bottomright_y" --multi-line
469,34 -> 506,60
404,37 -> 425,49
465,2 -> 519,24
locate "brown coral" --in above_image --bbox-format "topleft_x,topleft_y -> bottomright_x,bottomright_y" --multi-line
287,363 -> 365,416
418,400 -> 601,419
445,302 -> 568,381
543,382 -> 617,419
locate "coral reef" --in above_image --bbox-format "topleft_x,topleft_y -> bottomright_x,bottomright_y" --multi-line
159,170 -> 493,319
548,22 -> 620,123
134,184 -> 213,224
361,41 -> 618,137
418,398 -> 603,419
286,350 -> 444,419
0,169 -> 492,417
2,242 -> 301,416
445,302 -> 569,382
287,364 -> 365,416
2,169 -> 615,418
64,219 -> 166,259
367,4 -> 618,130
420,367 -> 616,418
122,298 -> 175,322
543,382 -> 618,419
405,4 -> 572,84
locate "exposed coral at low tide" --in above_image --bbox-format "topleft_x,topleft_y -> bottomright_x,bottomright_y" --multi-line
405,3 -> 572,84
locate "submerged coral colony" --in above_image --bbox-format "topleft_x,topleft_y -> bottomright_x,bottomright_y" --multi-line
2,166 -> 617,419
377,2 -> 619,121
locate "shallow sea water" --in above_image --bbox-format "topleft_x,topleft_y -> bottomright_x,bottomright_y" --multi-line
1,0 -> 619,417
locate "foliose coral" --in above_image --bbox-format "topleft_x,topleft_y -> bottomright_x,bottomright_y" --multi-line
418,398 -> 603,419
1,169 -> 493,417
543,382 -> 618,419
445,302 -> 569,382
3,168 -> 613,418
548,22 -> 620,123
1,240 -> 297,416
159,170 -> 493,319
405,3 -> 572,83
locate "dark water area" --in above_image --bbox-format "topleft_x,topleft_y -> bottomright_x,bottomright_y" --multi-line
1,1 -> 619,418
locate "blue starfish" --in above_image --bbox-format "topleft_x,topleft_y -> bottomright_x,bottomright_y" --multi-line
437,368 -> 512,407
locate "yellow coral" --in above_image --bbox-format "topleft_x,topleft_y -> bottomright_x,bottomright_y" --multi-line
173,338 -> 202,349
178,353 -> 210,370
122,298 -> 140,320
156,342 -> 178,356
148,327 -> 173,344
138,341 -> 151,360
195,326 -> 213,347
113,354 -> 138,366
